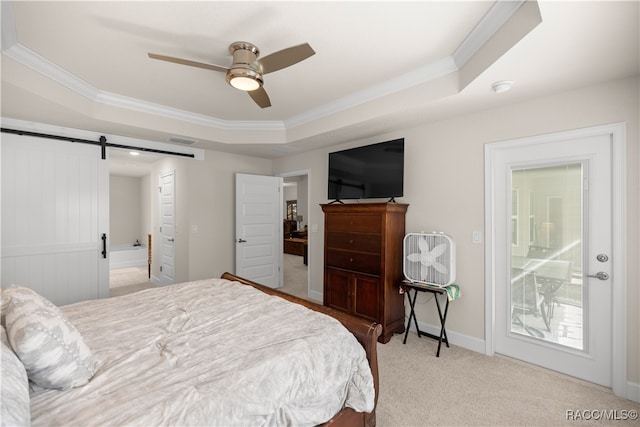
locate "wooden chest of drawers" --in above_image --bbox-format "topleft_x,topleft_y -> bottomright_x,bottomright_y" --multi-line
322,202 -> 408,343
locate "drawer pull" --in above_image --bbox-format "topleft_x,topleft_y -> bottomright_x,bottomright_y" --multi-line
350,258 -> 354,263
349,239 -> 354,244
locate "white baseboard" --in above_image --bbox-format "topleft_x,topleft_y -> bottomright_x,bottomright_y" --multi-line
309,289 -> 323,302
109,260 -> 146,270
410,319 -> 485,354
627,381 -> 640,403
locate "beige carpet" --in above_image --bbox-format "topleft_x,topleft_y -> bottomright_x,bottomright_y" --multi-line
376,332 -> 639,426
281,253 -> 318,302
109,266 -> 149,288
109,256 -> 312,300
109,266 -> 154,297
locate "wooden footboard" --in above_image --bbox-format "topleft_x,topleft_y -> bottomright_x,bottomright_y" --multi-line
221,272 -> 381,427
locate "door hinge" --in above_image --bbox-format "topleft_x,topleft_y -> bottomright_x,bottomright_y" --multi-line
160,265 -> 163,272
158,186 -> 162,193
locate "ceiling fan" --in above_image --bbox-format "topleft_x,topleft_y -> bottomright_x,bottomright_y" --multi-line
148,41 -> 315,108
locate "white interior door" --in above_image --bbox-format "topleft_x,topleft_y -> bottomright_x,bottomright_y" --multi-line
1,134 -> 109,305
235,173 -> 282,288
485,124 -> 626,393
159,171 -> 175,285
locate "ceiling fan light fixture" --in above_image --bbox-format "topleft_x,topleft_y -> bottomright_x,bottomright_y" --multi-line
227,68 -> 263,92
229,76 -> 260,91
226,67 -> 263,91
149,40 -> 313,107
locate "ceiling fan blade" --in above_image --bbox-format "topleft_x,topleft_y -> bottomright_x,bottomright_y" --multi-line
258,43 -> 315,74
248,86 -> 271,108
148,53 -> 228,73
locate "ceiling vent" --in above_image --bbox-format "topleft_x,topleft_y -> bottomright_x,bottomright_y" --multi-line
169,136 -> 197,145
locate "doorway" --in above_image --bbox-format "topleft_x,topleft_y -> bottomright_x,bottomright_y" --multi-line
485,123 -> 626,396
108,149 -> 154,295
279,170 -> 313,301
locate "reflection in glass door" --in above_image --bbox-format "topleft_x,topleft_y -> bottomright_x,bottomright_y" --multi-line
510,163 -> 584,350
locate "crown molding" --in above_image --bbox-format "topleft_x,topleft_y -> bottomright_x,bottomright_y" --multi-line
95,91 -> 285,132
284,56 -> 458,129
2,40 -> 285,132
2,0 -> 522,137
453,0 -> 525,68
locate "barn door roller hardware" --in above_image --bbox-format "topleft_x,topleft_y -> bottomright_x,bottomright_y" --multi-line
1,128 -> 196,160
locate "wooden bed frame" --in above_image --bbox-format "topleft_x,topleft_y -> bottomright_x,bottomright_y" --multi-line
221,272 -> 381,427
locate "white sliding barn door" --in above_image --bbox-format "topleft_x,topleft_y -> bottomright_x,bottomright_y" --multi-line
1,134 -> 109,305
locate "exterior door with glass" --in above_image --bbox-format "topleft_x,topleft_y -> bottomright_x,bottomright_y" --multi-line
486,124 -> 624,390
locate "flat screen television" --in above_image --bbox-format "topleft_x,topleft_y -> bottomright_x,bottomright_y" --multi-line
328,138 -> 404,201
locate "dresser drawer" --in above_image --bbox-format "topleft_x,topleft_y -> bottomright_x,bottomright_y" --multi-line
326,214 -> 381,234
326,232 -> 381,253
326,249 -> 381,274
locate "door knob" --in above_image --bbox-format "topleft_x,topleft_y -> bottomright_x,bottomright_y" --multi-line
168,238 -> 174,242
587,271 -> 609,280
238,238 -> 247,243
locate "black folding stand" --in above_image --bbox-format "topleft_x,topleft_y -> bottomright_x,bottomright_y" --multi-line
402,282 -> 450,357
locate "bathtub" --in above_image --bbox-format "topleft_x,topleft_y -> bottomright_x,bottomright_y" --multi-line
109,244 -> 148,270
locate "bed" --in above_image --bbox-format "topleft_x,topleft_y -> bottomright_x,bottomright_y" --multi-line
0,272 -> 381,427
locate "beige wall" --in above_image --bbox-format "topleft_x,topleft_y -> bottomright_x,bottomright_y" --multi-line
109,175 -> 142,246
142,76 -> 637,386
149,151 -> 272,284
109,174 -> 152,249
273,76 -> 639,385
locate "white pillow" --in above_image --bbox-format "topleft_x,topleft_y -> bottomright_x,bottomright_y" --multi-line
1,326 -> 31,427
1,291 -> 9,327
2,286 -> 97,390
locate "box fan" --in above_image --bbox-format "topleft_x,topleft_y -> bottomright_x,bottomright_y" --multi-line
403,232 -> 456,287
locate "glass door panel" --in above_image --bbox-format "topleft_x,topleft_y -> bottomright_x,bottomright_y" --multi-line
510,163 -> 584,350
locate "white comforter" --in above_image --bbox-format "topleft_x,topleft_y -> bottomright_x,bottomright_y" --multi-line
29,278 -> 374,426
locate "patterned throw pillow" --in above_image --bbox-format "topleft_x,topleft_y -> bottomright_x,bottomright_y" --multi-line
2,286 -> 97,390
1,326 -> 31,426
